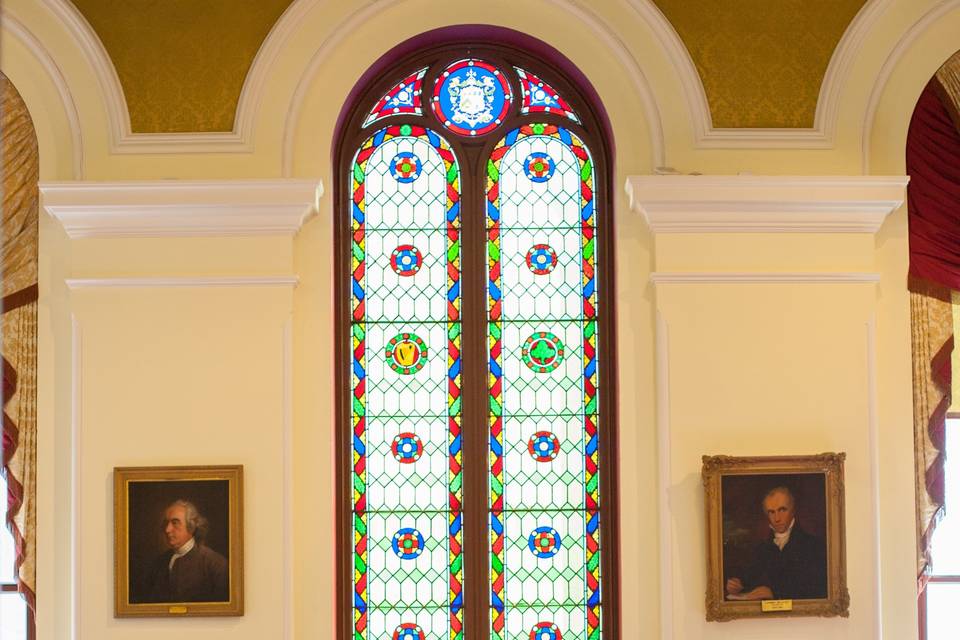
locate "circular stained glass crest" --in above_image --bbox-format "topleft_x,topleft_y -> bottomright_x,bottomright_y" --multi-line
525,244 -> 558,275
392,432 -> 424,464
392,527 -> 426,559
391,244 -> 423,277
431,59 -> 512,137
522,332 -> 565,373
524,152 -> 556,182
393,623 -> 426,640
386,333 -> 428,375
528,526 -> 562,558
528,431 -> 560,462
390,151 -> 422,183
529,622 -> 562,640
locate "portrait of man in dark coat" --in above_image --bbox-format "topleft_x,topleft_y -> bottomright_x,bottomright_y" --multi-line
724,485 -> 827,601
136,499 -> 229,603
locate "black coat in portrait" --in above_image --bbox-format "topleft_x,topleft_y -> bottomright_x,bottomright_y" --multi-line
138,543 -> 229,603
740,525 -> 827,600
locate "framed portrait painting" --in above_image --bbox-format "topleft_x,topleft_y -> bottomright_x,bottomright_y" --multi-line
114,465 -> 244,617
702,453 -> 849,621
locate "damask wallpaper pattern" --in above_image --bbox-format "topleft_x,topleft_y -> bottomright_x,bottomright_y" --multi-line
70,0 -> 293,133
653,0 -> 867,128
69,0 -> 867,133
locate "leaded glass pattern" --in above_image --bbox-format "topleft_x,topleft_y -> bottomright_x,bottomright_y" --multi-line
364,68 -> 428,127
487,125 -> 601,640
351,125 -> 463,640
515,68 -> 581,123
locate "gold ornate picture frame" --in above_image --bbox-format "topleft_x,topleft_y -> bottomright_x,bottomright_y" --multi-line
114,465 -> 244,617
702,453 -> 848,621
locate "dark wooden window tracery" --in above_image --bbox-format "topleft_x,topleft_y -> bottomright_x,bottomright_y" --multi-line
334,42 -> 619,640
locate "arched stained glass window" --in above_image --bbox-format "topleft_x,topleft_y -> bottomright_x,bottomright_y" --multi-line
336,41 -> 616,640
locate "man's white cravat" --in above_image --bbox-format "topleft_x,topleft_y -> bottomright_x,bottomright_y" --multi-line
772,518 -> 795,550
169,537 -> 195,571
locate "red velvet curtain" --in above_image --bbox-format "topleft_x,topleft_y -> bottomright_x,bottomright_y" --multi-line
907,78 -> 960,587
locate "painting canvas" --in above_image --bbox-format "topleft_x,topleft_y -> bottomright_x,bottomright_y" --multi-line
702,454 -> 848,621
114,465 -> 243,617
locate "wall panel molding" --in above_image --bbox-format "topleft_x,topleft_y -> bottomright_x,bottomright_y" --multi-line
41,179 -> 321,238
66,276 -> 299,289
626,175 -> 908,233
650,272 -> 880,285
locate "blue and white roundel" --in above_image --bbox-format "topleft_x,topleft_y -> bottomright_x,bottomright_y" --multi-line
528,526 -> 562,558
390,152 -> 422,183
431,59 -> 512,137
393,527 -> 425,559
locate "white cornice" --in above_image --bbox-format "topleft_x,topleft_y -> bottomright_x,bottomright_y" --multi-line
650,272 -> 880,285
625,175 -> 908,233
65,276 -> 299,289
41,179 -> 322,238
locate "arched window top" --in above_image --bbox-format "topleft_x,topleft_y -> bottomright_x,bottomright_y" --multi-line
336,35 -> 617,640
340,38 -> 607,157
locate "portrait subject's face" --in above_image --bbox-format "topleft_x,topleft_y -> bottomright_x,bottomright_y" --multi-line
762,490 -> 795,534
163,504 -> 192,549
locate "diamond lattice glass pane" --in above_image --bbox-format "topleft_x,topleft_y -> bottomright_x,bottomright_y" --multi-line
365,416 -> 452,512
500,321 -> 585,416
366,511 -> 451,608
358,132 -> 456,231
491,135 -> 586,229
363,321 -> 452,417
515,67 -> 581,123
503,605 -> 593,640
502,415 -> 585,511
351,126 -> 461,640
499,228 -> 584,321
487,125 -> 600,640
499,511 -> 590,607
363,67 -> 427,127
364,230 -> 455,323
368,607 -> 457,640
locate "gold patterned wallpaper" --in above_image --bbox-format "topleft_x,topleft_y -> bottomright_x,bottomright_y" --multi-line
71,0 -> 293,133
71,0 -> 867,133
653,0 -> 867,128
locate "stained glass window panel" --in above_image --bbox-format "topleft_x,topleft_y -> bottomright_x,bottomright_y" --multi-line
351,125 -> 462,640
487,125 -> 600,640
363,67 -> 428,127
515,67 -> 581,123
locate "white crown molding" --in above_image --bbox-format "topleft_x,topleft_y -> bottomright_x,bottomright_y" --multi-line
2,10 -> 85,178
650,272 -> 881,285
40,179 -> 322,238
862,0 -> 960,173
65,276 -> 299,289
281,0 -> 666,176
625,175 -> 908,233
627,0 -> 889,149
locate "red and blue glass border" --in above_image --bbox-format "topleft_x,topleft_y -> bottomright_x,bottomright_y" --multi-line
350,124 -> 463,640
363,67 -> 428,127
486,124 -> 600,640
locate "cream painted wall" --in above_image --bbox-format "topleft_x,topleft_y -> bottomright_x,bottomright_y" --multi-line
3,0 -> 960,638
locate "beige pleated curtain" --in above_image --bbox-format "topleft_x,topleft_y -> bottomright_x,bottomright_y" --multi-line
1,71 -> 38,610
